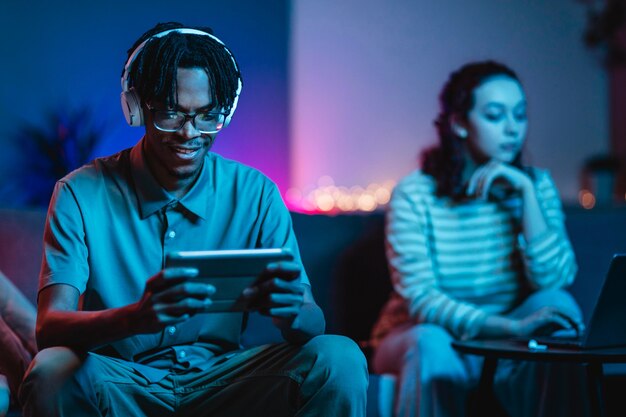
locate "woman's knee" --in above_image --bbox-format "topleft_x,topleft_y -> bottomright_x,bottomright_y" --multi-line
374,324 -> 457,377
522,289 -> 582,320
403,324 -> 455,359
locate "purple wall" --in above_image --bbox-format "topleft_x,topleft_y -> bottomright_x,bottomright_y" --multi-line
290,0 -> 609,205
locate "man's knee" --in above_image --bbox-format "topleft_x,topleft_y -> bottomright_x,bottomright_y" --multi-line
300,335 -> 368,389
22,347 -> 82,385
303,335 -> 366,369
18,347 -> 83,408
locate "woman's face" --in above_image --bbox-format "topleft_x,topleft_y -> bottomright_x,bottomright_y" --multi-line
463,75 -> 528,164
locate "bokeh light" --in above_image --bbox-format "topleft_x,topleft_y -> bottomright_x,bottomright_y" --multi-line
286,176 -> 396,213
579,189 -> 596,209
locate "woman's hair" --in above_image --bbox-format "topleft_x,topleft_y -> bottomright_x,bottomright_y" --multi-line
422,60 -> 525,199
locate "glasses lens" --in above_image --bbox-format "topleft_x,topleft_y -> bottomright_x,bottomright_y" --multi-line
194,112 -> 226,133
154,111 -> 184,131
152,110 -> 227,133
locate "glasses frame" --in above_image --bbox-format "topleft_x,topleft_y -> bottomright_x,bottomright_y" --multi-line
146,104 -> 228,134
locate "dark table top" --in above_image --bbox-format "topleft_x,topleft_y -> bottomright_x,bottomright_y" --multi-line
452,339 -> 626,363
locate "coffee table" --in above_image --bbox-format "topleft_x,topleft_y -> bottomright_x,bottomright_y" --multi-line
452,339 -> 626,417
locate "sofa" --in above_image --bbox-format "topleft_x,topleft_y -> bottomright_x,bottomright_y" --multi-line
0,207 -> 396,417
1,205 -> 626,416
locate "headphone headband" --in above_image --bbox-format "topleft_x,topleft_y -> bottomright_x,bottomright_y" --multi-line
120,27 -> 242,128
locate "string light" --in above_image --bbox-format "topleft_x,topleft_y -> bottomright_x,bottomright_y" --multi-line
286,177 -> 396,213
578,189 -> 596,209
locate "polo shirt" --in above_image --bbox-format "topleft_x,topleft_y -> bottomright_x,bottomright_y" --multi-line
40,138 -> 309,379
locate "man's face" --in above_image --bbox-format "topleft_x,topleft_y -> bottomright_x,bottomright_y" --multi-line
143,67 -> 217,184
464,76 -> 528,164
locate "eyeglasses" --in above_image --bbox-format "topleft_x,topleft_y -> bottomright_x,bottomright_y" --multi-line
147,105 -> 228,134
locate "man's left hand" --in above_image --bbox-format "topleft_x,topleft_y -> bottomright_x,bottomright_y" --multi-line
242,261 -> 305,319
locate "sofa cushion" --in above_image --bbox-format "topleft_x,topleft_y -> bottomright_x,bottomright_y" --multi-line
0,208 -> 46,304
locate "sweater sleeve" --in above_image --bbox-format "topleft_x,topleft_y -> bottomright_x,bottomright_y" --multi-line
518,169 -> 578,289
386,176 -> 488,339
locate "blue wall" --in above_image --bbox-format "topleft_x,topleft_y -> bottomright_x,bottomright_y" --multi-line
0,0 -> 291,206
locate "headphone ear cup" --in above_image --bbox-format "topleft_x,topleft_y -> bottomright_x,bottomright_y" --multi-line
223,78 -> 242,128
223,95 -> 238,128
120,89 -> 144,127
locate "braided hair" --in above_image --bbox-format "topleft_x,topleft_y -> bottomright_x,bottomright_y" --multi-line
124,22 -> 241,112
422,61 -> 527,199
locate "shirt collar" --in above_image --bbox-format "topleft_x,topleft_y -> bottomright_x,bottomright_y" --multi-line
129,138 -> 212,220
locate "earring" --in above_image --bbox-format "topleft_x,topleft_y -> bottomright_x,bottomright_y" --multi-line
452,125 -> 468,139
450,117 -> 468,139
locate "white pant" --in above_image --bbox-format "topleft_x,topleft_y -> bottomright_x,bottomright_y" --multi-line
373,289 -> 590,417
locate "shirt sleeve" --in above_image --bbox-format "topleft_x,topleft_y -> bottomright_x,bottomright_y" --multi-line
517,169 -> 578,289
39,180 -> 90,296
386,179 -> 488,340
255,181 -> 310,286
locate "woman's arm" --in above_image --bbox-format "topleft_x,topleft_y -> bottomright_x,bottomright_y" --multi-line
387,174 -> 489,340
516,169 -> 578,289
467,163 -> 577,289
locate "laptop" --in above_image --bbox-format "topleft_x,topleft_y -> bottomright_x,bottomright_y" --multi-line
529,253 -> 626,350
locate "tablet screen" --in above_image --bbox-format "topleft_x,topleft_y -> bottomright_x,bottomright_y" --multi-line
165,248 -> 294,312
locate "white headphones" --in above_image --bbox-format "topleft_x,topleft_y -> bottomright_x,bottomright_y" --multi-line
120,28 -> 243,129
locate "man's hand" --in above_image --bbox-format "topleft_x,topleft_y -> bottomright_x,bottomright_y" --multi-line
35,269 -> 216,351
242,261 -> 305,325
129,267 -> 216,334
241,261 -> 325,343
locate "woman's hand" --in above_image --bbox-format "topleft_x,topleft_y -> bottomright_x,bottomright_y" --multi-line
466,160 -> 533,200
467,159 -> 552,243
511,306 -> 583,338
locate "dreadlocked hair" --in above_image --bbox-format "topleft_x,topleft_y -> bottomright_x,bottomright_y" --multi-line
421,60 -> 528,200
124,22 -> 241,112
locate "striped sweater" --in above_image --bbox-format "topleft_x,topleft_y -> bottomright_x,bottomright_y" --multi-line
371,168 -> 577,342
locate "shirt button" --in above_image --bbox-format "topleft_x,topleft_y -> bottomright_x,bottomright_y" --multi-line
168,230 -> 176,239
179,350 -> 187,359
167,326 -> 176,335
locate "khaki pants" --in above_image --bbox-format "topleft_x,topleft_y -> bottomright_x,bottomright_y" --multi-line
20,334 -> 368,417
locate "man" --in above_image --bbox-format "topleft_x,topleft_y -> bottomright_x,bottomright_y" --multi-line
19,22 -> 368,416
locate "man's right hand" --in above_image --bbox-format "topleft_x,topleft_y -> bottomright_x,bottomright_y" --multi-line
36,269 -> 215,351
129,267 -> 215,334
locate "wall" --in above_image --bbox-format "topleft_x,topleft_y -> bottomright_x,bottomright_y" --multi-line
0,0 -> 291,205
291,0 -> 609,204
0,1 -> 611,207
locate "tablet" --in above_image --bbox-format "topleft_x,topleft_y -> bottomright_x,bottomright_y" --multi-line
165,248 -> 295,312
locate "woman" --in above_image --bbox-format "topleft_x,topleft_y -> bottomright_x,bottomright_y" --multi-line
371,61 -> 587,417
0,271 -> 36,417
